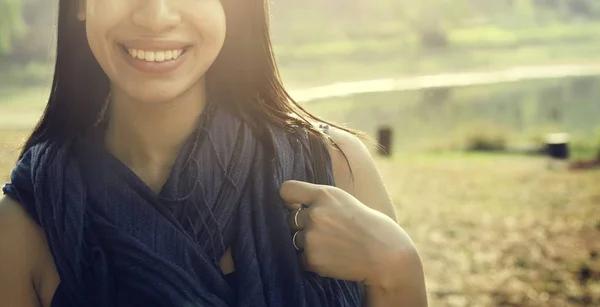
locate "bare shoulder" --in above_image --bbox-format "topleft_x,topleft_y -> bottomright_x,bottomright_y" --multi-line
0,196 -> 51,307
323,126 -> 397,220
0,195 -> 43,268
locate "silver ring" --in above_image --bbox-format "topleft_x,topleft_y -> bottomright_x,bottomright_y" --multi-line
294,207 -> 304,230
292,231 -> 302,251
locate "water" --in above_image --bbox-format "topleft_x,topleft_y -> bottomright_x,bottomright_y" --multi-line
305,76 -> 600,152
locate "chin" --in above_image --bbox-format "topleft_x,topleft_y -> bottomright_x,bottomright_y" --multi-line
119,79 -> 200,105
132,91 -> 182,105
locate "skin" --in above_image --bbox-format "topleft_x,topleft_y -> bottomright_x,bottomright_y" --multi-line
0,0 -> 427,306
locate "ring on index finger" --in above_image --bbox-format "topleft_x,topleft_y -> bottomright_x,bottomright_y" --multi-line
294,207 -> 304,229
288,206 -> 306,232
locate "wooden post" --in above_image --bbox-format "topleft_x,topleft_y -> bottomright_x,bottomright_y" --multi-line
377,127 -> 392,157
545,133 -> 569,170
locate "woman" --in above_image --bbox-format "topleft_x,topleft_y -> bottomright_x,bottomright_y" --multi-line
0,0 -> 427,306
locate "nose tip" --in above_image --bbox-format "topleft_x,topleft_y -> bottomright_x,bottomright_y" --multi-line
132,0 -> 181,32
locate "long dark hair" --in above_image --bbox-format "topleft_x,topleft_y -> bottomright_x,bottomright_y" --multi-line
20,0 -> 357,159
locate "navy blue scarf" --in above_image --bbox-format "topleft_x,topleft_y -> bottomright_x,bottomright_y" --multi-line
3,105 -> 362,306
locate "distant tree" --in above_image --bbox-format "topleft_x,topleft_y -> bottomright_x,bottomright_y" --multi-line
382,0 -> 471,49
0,0 -> 26,53
514,0 -> 536,20
561,0 -> 600,19
532,0 -> 600,21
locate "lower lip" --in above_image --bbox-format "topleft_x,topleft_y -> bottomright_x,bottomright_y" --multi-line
119,45 -> 190,75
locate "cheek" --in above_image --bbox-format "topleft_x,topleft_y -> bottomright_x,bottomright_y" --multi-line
188,2 -> 227,49
84,4 -> 127,71
84,0 -> 127,21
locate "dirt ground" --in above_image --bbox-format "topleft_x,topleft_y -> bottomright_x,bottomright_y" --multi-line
379,153 -> 600,306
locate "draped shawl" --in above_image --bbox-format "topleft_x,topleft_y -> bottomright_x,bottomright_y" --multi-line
2,105 -> 362,306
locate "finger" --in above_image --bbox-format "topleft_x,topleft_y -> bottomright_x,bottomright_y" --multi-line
287,207 -> 310,232
280,180 -> 323,208
299,252 -> 310,271
284,202 -> 302,212
299,252 -> 318,275
292,230 -> 306,251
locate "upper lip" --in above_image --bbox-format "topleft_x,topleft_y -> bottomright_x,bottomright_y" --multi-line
118,38 -> 192,51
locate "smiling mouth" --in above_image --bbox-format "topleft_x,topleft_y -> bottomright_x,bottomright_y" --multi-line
118,43 -> 191,62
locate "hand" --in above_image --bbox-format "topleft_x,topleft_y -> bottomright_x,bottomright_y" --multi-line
279,180 -> 417,287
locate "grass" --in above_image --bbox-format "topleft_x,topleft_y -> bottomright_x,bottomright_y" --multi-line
380,152 -> 600,306
0,130 -> 28,175
1,128 -> 599,306
0,85 -> 48,130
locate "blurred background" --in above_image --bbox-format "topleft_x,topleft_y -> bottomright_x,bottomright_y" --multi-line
1,0 -> 599,306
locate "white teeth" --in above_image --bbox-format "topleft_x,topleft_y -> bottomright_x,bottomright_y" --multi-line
126,47 -> 184,62
155,51 -> 165,62
146,51 -> 155,62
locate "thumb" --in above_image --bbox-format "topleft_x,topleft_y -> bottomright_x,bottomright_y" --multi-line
279,180 -> 322,210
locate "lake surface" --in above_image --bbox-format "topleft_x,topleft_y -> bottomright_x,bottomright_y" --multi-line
305,76 -> 600,152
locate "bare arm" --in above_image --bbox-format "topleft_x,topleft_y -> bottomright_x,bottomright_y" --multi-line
325,127 -> 428,307
0,196 -> 50,307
